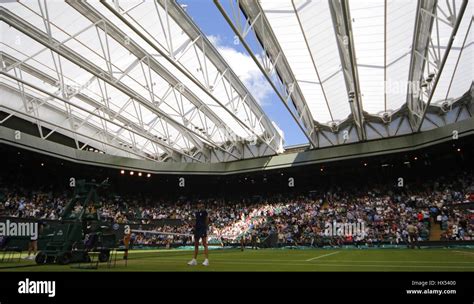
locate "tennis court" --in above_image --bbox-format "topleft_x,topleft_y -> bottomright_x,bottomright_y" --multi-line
1,248 -> 473,272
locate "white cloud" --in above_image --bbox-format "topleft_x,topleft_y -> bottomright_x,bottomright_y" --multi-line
207,35 -> 273,106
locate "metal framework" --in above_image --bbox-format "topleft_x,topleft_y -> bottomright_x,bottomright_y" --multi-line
328,0 -> 366,141
98,0 -> 283,154
1,0 -> 471,161
0,0 -> 283,163
215,0 -> 319,148
215,0 -> 472,148
1,54 -> 199,161
408,0 -> 469,132
1,6 -> 207,161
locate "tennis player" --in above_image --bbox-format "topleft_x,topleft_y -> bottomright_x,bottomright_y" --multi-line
188,202 -> 209,266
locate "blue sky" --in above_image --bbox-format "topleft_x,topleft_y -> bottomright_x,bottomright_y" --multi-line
179,0 -> 307,146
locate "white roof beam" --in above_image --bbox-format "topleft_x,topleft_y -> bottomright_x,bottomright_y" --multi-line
1,70 -> 203,162
406,0 -> 438,130
215,0 -> 319,148
0,83 -> 166,161
67,0 -> 243,161
0,6 -> 214,160
329,0 -> 367,141
415,0 -> 469,132
157,0 -> 283,151
102,0 -> 281,154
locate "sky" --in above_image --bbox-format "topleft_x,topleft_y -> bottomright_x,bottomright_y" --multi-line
179,0 -> 308,147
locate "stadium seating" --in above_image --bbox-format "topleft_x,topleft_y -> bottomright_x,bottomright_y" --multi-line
1,172 -> 472,248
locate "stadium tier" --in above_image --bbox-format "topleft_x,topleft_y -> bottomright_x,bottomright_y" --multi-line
0,0 -> 473,298
1,137 -> 473,249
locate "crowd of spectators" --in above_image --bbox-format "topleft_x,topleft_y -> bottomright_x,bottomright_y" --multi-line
1,172 -> 472,247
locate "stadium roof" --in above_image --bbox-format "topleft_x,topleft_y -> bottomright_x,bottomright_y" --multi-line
1,0 -> 472,163
216,0 -> 472,148
0,0 -> 284,163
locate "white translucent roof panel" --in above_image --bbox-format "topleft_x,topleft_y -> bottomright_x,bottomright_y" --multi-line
0,1 -> 239,153
88,1 -> 265,139
384,0 -> 417,112
1,22 -> 185,153
2,0 -> 283,161
260,0 -> 420,123
350,1 -> 385,114
350,0 -> 417,115
0,67 -> 161,158
294,0 -> 351,122
260,0 -> 335,123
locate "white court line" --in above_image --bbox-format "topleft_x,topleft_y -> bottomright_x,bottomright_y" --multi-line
141,258 -> 474,269
453,250 -> 474,255
305,251 -> 340,261
319,260 -> 474,264
152,257 -> 474,264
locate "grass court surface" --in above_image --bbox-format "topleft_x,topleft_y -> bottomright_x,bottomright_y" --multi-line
0,248 -> 473,272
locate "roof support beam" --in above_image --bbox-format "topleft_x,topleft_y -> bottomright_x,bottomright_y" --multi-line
100,0 -> 281,155
66,0 -> 243,161
1,103 -> 126,158
329,0 -> 366,141
160,0 -> 282,150
406,0 -> 438,130
0,6 -> 217,160
0,82 -> 170,161
415,0 -> 468,132
291,0 -> 334,123
1,103 -> 171,161
214,0 -> 319,148
0,10 -> 211,154
2,56 -> 180,157
1,72 -> 204,162
157,0 -> 283,152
